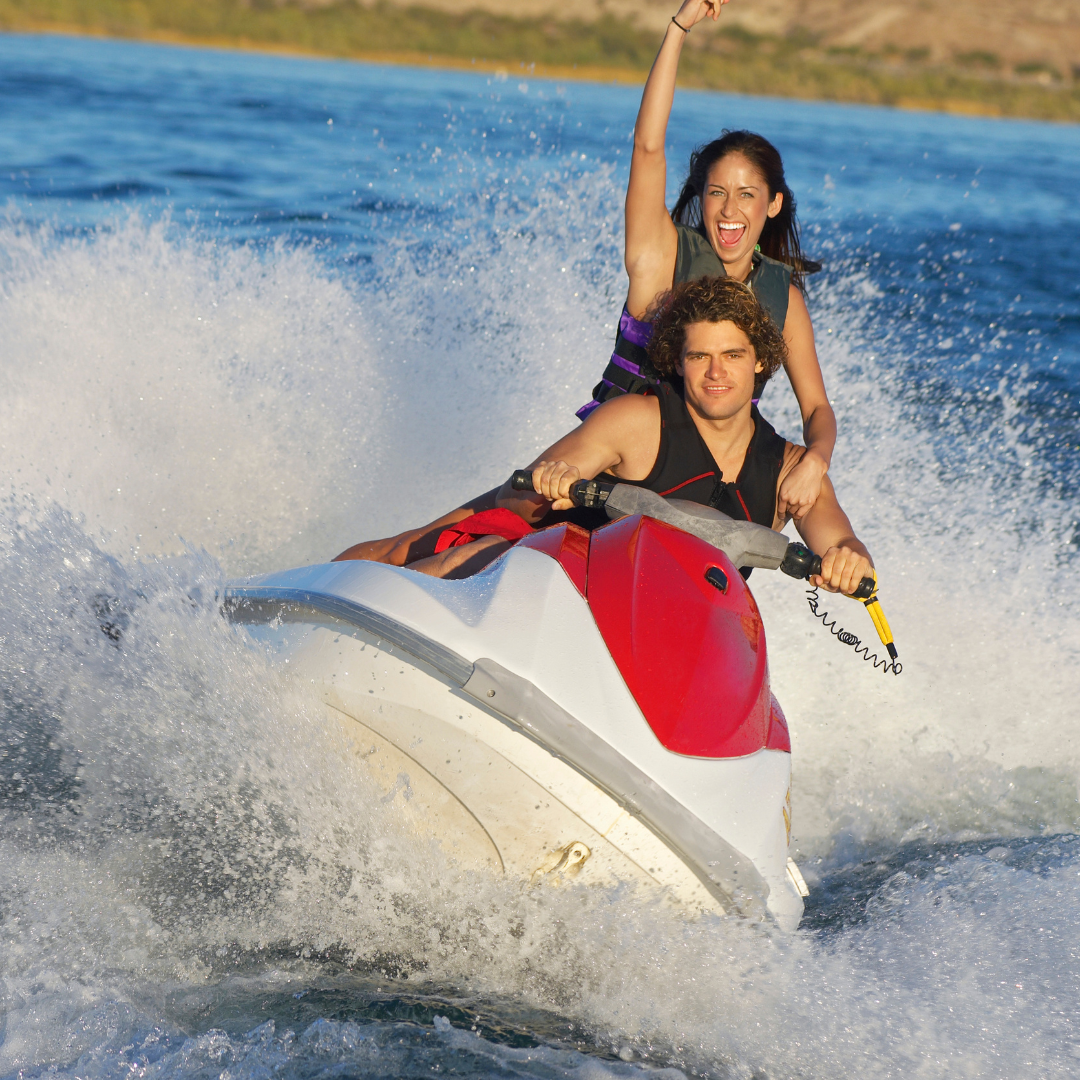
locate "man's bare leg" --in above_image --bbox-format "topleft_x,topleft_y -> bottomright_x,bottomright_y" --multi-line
333,487 -> 500,565
409,535 -> 512,579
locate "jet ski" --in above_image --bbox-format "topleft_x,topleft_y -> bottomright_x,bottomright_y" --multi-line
223,477 -> 851,931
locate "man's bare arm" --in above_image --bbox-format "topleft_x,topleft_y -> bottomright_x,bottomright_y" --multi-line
496,394 -> 661,522
792,475 -> 874,595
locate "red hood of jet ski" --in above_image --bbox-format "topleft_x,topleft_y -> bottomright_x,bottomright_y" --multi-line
517,516 -> 790,759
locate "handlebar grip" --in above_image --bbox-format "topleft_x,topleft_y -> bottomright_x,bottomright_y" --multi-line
812,554 -> 876,598
851,576 -> 876,601
780,542 -> 875,598
508,471 -> 614,509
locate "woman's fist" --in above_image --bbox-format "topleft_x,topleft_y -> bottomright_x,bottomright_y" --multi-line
674,0 -> 729,30
777,450 -> 828,521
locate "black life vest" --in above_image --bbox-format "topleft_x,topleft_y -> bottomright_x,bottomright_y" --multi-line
553,381 -> 789,540
602,380 -> 788,524
584,224 -> 793,410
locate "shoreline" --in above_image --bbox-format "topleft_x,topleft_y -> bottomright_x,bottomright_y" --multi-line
2,21 -> 654,87
2,17 -> 1076,122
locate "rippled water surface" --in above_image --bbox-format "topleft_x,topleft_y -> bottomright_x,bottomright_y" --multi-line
1,31 -> 1080,1080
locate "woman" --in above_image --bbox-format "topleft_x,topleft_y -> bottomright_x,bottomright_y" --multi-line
334,0 -> 834,564
581,0 -> 835,520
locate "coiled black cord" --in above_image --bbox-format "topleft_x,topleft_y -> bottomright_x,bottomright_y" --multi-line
806,587 -> 903,675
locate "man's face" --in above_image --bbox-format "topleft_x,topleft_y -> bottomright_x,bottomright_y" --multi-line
676,320 -> 762,422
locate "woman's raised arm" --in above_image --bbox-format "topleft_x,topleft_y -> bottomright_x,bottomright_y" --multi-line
625,0 -> 728,317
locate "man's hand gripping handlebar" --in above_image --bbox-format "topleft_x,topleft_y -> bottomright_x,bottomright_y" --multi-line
510,468 -> 611,509
779,542 -> 897,661
510,469 -> 898,661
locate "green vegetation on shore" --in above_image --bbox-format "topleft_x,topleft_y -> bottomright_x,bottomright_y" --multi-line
3,0 -> 1079,122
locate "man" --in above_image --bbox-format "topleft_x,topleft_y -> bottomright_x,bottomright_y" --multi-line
336,277 -> 872,594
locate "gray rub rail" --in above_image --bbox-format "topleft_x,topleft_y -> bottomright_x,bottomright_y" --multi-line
222,585 -> 474,686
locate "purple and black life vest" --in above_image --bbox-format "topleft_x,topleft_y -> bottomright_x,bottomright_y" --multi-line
577,224 -> 793,419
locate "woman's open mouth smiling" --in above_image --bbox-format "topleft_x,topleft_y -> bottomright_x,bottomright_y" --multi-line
716,220 -> 747,248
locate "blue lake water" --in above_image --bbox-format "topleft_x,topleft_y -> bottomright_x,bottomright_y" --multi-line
1,30 -> 1080,1080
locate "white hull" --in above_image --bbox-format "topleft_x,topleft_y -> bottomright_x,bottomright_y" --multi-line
230,547 -> 805,929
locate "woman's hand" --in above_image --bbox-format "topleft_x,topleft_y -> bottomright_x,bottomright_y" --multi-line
530,460 -> 582,511
811,544 -> 873,596
777,449 -> 828,521
674,0 -> 729,29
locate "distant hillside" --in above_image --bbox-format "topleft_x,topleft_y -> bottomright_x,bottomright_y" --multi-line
387,0 -> 1080,85
2,0 -> 1078,121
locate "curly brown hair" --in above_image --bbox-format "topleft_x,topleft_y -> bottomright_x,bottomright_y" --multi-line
646,276 -> 789,383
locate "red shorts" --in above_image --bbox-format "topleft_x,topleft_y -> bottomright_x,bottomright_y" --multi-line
433,508 -> 534,554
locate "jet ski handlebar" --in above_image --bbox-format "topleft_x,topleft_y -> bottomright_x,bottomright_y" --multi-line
510,469 -> 611,508
778,542 -> 875,601
509,469 -> 875,599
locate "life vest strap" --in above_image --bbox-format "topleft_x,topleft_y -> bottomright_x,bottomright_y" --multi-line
577,335 -> 657,418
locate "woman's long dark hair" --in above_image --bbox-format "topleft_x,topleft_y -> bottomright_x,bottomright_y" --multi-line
671,130 -> 820,290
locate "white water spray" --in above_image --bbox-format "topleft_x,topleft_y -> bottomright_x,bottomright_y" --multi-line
1,156 -> 1079,1079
